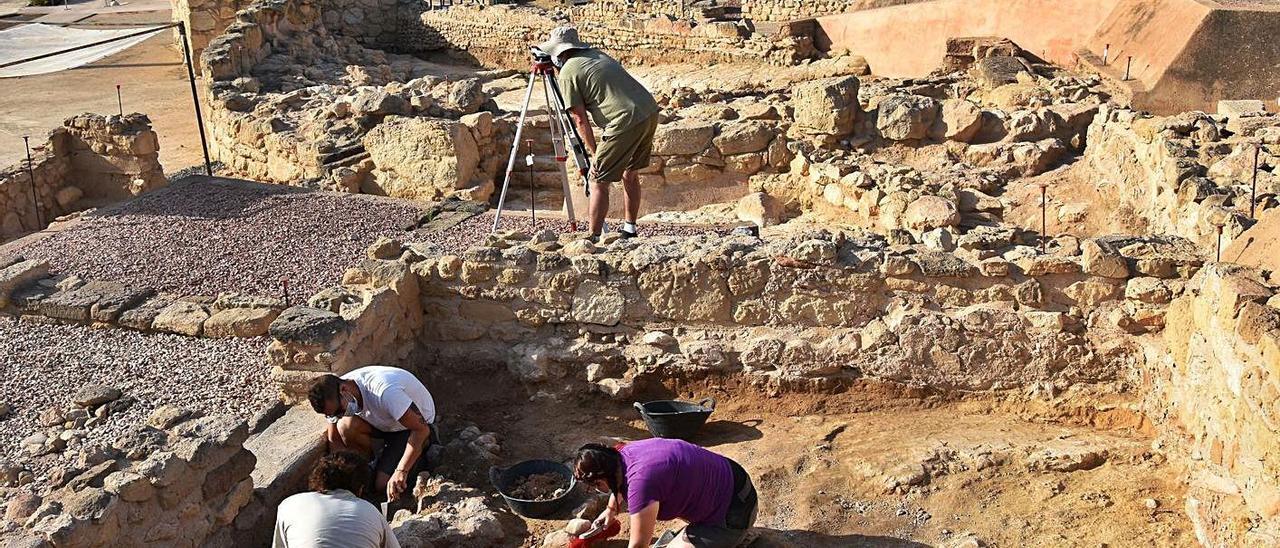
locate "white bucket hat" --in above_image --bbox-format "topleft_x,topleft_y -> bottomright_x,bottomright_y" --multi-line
538,26 -> 591,59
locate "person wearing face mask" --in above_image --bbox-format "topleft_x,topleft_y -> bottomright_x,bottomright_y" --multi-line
538,26 -> 658,242
306,365 -> 437,503
572,440 -> 757,548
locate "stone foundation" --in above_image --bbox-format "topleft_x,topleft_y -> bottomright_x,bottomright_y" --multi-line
265,227 -> 1202,400
0,114 -> 164,242
1152,264 -> 1280,546
417,4 -> 816,71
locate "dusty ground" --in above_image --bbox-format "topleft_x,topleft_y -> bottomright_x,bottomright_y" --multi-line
0,7 -> 206,173
429,367 -> 1193,548
1002,161 -> 1149,240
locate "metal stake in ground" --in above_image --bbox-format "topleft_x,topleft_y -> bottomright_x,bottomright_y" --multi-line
1124,56 -> 1132,81
1251,144 -> 1261,219
281,276 -> 290,307
1216,225 -> 1223,262
527,138 -> 535,228
116,84 -> 123,116
1039,184 -> 1048,253
22,136 -> 44,229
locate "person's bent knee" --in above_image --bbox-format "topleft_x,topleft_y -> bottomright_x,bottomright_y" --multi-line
336,416 -> 374,455
669,533 -> 697,548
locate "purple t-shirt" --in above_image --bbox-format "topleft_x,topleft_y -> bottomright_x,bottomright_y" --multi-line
621,439 -> 733,525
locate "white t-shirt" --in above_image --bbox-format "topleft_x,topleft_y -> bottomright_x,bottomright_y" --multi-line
273,489 -> 400,548
341,366 -> 436,432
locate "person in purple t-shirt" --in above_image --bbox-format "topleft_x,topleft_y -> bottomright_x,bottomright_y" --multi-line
572,439 -> 758,548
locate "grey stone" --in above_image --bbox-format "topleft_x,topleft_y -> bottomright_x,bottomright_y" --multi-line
74,385 -> 122,407
268,306 -> 349,345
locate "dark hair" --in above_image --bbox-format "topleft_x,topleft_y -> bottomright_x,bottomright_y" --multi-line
309,451 -> 372,495
574,443 -> 626,496
308,374 -> 342,415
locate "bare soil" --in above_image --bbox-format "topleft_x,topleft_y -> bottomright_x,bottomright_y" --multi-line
428,365 -> 1193,547
508,472 -> 570,502
0,9 -> 206,173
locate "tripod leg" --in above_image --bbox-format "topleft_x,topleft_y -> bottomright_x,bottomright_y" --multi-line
492,70 -> 540,233
541,75 -> 578,231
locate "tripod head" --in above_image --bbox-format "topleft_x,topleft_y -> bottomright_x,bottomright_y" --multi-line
530,46 -> 556,74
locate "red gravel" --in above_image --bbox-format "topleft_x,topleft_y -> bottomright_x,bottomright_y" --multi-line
8,178 -> 430,298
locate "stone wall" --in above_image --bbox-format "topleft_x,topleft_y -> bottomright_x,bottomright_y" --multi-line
741,0 -> 929,23
0,114 -> 165,242
417,4 -> 816,71
172,0 -> 250,73
4,411 -> 256,547
1154,263 -> 1280,546
265,227 -> 1202,398
0,259 -> 284,339
1082,105 -> 1275,251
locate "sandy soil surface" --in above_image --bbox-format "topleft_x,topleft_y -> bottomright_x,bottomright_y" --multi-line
0,9 -> 206,173
431,370 -> 1193,547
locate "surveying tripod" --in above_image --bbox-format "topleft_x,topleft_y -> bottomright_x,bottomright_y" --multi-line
492,47 -> 593,232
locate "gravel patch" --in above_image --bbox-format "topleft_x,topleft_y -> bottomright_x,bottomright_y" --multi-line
0,316 -> 273,483
8,178 -> 429,297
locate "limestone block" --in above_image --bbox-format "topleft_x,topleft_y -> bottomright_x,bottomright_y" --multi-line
652,120 -> 716,156
791,76 -> 860,137
363,116 -> 479,201
1125,277 -> 1172,304
204,307 -> 280,338
878,95 -> 940,142
937,99 -> 983,143
713,121 -> 774,155
571,280 -> 624,326
153,301 -> 209,336
1065,279 -> 1124,308
903,195 -> 959,232
1081,240 -> 1129,279
1218,100 -> 1266,117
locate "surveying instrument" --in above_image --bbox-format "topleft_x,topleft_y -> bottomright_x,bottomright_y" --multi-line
492,47 -> 593,233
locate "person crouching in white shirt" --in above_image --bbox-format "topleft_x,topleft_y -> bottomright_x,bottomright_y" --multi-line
273,451 -> 400,548
307,365 -> 437,502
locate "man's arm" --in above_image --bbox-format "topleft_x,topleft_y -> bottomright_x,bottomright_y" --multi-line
569,105 -> 597,156
628,501 -> 659,548
325,422 -> 347,453
387,404 -> 431,500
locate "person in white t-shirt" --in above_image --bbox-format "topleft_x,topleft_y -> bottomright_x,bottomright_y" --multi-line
273,451 -> 400,548
307,365 -> 437,502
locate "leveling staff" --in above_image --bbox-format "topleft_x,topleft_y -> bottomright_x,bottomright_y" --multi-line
539,26 -> 659,241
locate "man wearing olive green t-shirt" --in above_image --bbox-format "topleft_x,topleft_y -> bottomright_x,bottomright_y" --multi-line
539,26 -> 658,241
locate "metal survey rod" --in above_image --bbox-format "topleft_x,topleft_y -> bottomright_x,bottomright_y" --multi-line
23,136 -> 43,228
176,22 -> 214,177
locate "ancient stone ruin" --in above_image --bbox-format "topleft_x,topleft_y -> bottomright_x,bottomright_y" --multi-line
3,0 -> 1280,547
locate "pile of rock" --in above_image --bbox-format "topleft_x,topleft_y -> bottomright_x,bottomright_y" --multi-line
390,476 -> 507,547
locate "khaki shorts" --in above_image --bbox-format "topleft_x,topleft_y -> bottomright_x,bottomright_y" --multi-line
592,114 -> 659,184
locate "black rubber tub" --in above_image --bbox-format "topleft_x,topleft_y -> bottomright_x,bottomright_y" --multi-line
489,459 -> 576,519
634,397 -> 716,441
